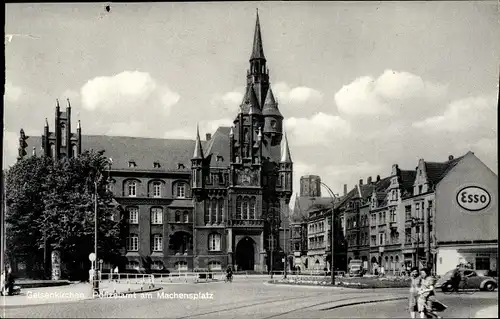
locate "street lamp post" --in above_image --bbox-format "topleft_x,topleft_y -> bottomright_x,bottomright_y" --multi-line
319,182 -> 338,286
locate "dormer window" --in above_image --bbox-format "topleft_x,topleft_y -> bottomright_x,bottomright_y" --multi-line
419,169 -> 422,176
128,161 -> 137,168
153,162 -> 161,168
177,163 -> 185,169
216,156 -> 224,162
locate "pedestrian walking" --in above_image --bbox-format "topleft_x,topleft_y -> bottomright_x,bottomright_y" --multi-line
408,267 -> 421,318
418,268 -> 446,318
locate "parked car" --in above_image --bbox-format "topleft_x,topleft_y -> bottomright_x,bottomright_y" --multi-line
435,268 -> 497,292
348,264 -> 365,277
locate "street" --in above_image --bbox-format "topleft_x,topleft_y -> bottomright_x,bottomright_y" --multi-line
2,276 -> 497,318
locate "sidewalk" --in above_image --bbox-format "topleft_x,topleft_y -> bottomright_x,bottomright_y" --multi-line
0,280 -> 154,307
474,305 -> 498,318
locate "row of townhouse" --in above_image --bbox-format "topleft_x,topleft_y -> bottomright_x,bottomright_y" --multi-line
291,152 -> 498,276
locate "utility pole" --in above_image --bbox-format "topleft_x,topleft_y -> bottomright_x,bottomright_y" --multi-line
268,234 -> 274,278
425,205 -> 432,270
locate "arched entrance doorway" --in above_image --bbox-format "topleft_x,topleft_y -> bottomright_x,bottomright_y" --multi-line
235,237 -> 256,271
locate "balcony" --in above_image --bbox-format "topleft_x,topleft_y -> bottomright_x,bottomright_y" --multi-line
389,221 -> 397,229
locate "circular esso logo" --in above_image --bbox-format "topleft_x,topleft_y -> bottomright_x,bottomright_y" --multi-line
456,186 -> 491,212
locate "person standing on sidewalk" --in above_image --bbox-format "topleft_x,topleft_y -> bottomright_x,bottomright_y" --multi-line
409,267 -> 421,319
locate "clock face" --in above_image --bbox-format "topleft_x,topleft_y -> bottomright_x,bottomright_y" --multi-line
241,173 -> 251,185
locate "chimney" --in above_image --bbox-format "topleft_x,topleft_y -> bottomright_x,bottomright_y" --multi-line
376,175 -> 381,182
367,176 -> 372,184
206,133 -> 212,141
343,184 -> 347,196
359,179 -> 363,186
448,155 -> 454,161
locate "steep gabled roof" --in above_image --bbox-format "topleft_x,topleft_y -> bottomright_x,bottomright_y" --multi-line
204,126 -> 231,168
425,156 -> 464,185
399,170 -> 416,192
24,135 -> 209,172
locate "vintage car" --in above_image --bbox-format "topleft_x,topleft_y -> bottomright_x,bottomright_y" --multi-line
435,268 -> 497,292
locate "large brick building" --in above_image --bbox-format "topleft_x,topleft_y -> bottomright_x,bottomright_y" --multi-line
19,13 -> 293,273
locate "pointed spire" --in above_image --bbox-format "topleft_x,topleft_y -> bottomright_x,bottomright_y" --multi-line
45,118 -> 49,127
281,133 -> 292,163
264,87 -> 277,105
229,126 -> 234,136
192,124 -> 204,159
250,9 -> 265,60
77,120 -> 81,130
56,98 -> 60,108
67,98 -> 71,108
263,88 -> 282,117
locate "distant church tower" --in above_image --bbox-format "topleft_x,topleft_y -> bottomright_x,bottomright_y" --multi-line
41,99 -> 82,160
300,175 -> 321,197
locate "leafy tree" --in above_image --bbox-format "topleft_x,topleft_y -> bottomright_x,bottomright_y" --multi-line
5,150 -> 124,280
5,155 -> 53,277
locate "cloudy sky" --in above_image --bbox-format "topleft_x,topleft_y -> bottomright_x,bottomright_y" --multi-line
4,2 -> 499,200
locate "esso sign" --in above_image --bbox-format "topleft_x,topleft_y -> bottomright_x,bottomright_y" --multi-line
456,186 -> 491,212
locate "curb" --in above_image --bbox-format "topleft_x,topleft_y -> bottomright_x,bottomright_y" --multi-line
97,286 -> 163,298
320,296 -> 408,311
266,281 -> 409,289
263,281 -> 351,290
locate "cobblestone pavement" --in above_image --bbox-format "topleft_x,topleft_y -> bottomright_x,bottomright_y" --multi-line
0,276 -> 496,318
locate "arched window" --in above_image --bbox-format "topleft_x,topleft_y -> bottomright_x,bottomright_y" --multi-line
208,261 -> 222,271
218,198 -> 224,222
61,124 -> 67,147
175,211 -> 181,223
127,181 -> 137,197
236,196 -> 242,219
390,256 -> 394,270
152,181 -> 162,198
211,200 -> 217,223
151,207 -> 163,224
127,234 -> 139,251
50,144 -> 55,158
249,197 -> 256,219
183,211 -> 189,223
153,234 -> 163,251
242,198 -> 248,219
72,145 -> 78,158
176,183 -> 186,198
208,233 -> 221,251
204,202 -> 210,224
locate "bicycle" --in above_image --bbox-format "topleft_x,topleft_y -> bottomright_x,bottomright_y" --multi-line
442,278 -> 476,295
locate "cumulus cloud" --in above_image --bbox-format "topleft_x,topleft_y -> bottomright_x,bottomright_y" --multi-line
335,70 -> 447,117
81,71 -> 179,113
4,81 -> 22,103
285,112 -> 351,146
210,90 -> 244,113
412,94 -> 497,134
273,82 -> 323,104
